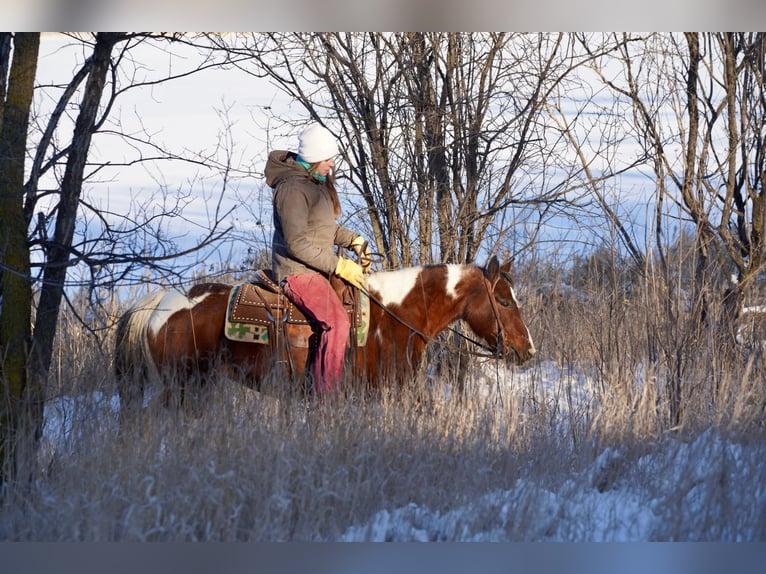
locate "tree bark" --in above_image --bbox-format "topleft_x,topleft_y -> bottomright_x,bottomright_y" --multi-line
0,32 -> 40,482
31,33 -> 123,392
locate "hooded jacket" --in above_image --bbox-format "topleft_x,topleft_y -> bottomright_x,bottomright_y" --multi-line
265,150 -> 358,282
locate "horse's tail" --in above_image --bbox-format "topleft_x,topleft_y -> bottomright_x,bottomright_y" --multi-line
114,290 -> 165,419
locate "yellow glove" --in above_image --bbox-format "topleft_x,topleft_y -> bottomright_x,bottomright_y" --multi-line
350,235 -> 373,272
335,257 -> 366,290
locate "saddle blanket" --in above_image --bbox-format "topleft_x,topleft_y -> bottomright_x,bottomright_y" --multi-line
224,274 -> 370,347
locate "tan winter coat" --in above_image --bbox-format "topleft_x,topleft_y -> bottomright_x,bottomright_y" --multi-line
265,150 -> 358,282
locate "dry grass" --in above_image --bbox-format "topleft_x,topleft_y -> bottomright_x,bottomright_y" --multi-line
2,259 -> 766,540
3,377 -> 553,541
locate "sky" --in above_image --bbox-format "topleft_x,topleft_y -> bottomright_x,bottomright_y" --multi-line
33,34 -> 289,277
23,29 -> 766,283
31,33 -> 651,279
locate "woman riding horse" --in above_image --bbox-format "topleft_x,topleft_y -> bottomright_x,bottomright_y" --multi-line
266,122 -> 372,397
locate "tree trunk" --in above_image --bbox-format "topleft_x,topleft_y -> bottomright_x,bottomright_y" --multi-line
30,33 -> 121,395
0,32 -> 40,483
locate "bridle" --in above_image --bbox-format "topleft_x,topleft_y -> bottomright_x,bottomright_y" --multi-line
441,272 -> 521,361
481,274 -> 506,360
355,267 -> 517,361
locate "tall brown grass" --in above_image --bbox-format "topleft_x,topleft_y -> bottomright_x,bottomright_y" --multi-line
2,254 -> 766,541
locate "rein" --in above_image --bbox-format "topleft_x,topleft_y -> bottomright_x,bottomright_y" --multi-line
358,286 -> 431,343
350,250 -> 507,359
355,272 -> 506,360
447,325 -> 504,359
444,274 -> 516,361
349,249 -> 434,343
480,274 -> 506,360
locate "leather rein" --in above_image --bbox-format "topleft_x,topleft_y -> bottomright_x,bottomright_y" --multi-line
354,262 -> 513,360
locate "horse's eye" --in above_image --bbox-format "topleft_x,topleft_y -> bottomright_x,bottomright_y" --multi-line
496,297 -> 512,308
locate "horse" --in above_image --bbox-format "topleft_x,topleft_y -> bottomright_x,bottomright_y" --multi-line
113,255 -> 535,415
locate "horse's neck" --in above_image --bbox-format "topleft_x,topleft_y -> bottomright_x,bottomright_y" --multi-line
424,264 -> 473,335
372,264 -> 470,337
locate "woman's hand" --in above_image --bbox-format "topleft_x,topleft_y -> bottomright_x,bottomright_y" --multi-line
335,257 -> 367,290
350,236 -> 372,272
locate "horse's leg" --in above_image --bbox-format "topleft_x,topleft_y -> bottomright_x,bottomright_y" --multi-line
114,311 -> 148,425
183,349 -> 227,417
228,336 -> 313,398
158,299 -> 227,415
116,371 -> 145,426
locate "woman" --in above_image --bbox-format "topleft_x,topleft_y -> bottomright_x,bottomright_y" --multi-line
265,123 -> 371,396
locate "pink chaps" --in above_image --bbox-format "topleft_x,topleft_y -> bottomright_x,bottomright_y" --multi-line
282,273 -> 350,395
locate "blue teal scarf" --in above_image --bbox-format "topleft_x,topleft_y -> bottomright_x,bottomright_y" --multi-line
296,155 -> 327,182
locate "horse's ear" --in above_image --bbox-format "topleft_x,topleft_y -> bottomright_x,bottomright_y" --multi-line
500,259 -> 514,274
486,256 -> 500,280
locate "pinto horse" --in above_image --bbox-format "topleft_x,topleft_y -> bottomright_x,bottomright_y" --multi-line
113,256 -> 535,414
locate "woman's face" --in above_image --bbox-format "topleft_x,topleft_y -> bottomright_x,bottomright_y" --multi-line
314,157 -> 335,177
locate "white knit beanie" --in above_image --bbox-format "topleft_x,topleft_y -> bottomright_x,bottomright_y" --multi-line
297,123 -> 339,163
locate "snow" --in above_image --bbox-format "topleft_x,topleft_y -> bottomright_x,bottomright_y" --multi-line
39,391 -> 120,469
38,360 -> 766,542
333,425 -> 764,542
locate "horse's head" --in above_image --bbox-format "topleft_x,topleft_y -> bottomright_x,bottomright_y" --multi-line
466,256 -> 536,365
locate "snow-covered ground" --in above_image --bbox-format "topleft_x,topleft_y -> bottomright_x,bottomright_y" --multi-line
39,361 -> 766,542
337,427 -> 762,541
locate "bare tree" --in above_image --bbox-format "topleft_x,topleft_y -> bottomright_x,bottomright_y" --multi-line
1,33 -> 247,478
1,32 -> 40,482
546,35 -> 652,271
211,32 -> 586,268
574,32 -> 766,424
585,33 -> 766,324
706,33 -> 766,330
